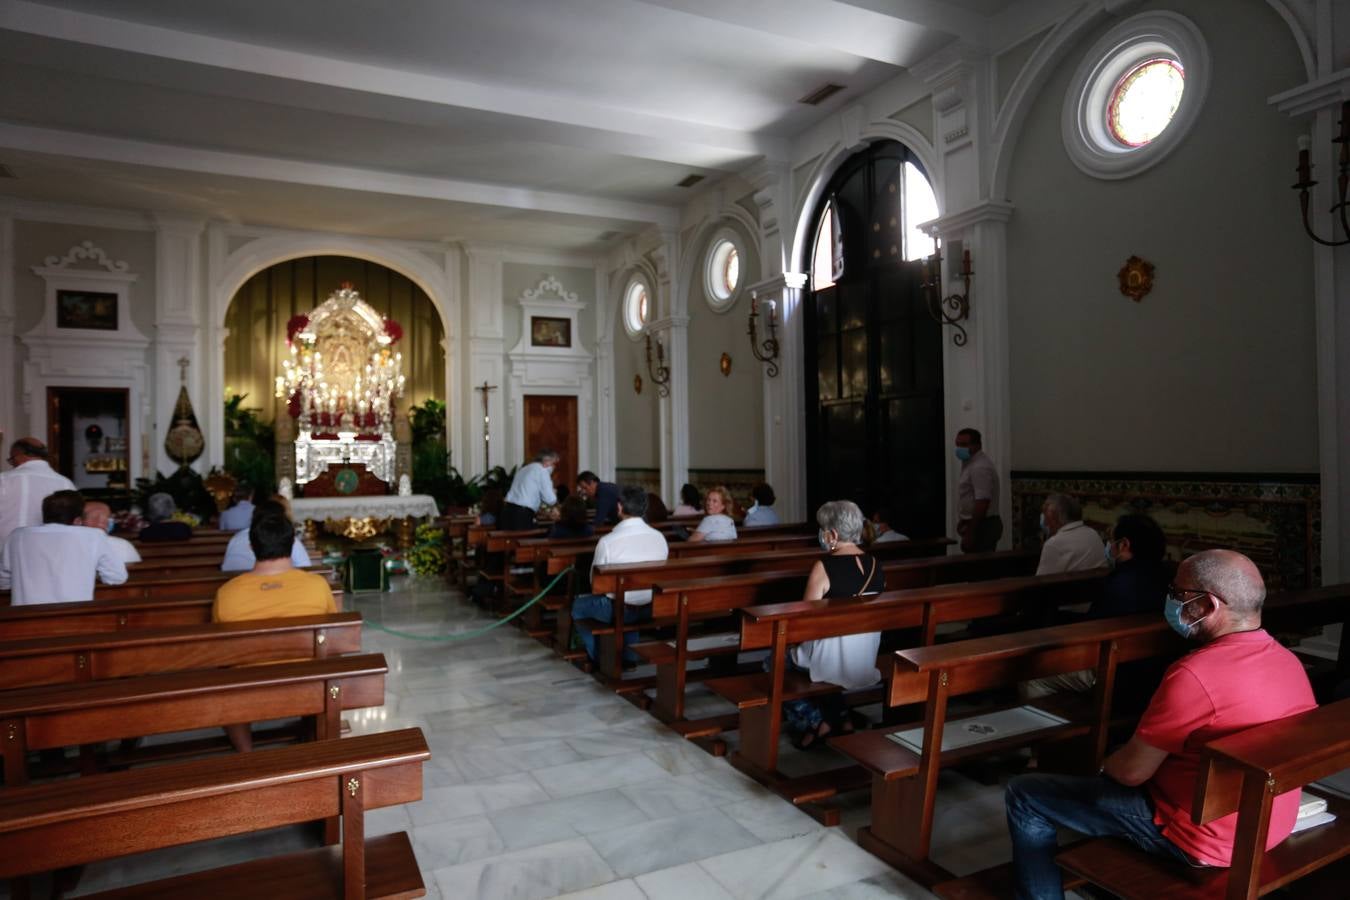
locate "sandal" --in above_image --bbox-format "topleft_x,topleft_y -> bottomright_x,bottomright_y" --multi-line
792,721 -> 832,751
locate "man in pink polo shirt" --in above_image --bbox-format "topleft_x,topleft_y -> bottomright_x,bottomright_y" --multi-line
1005,549 -> 1316,899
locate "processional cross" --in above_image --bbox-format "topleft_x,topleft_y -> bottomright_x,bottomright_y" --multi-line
475,380 -> 498,473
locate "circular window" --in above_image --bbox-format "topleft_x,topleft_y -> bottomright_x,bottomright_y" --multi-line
622,277 -> 650,338
1062,12 -> 1208,180
704,233 -> 744,311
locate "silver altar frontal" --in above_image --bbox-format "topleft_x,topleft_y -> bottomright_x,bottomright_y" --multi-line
294,430 -> 397,485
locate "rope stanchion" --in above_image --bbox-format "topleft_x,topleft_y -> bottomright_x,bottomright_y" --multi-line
363,566 -> 574,642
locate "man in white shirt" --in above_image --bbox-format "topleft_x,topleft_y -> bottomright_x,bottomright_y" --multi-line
743,483 -> 781,528
1035,493 -> 1106,575
955,428 -> 1002,553
870,508 -> 909,544
218,484 -> 256,532
0,438 -> 76,547
502,449 -> 559,530
0,490 -> 128,604
81,500 -> 142,565
571,485 -> 669,667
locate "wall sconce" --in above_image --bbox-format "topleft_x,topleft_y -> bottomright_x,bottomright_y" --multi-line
922,246 -> 972,347
746,291 -> 780,377
1293,99 -> 1350,246
645,332 -> 670,397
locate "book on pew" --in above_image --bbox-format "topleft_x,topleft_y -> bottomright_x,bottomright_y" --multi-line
1292,792 -> 1337,834
885,705 -> 1070,754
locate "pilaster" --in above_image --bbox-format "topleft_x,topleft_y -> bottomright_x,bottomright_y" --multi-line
152,214 -> 205,474
464,245 -> 505,479
594,266 -> 617,480
748,272 -> 808,523
0,215 -> 14,448
650,233 -> 688,505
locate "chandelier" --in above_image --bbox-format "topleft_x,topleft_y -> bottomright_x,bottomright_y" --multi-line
274,283 -> 406,435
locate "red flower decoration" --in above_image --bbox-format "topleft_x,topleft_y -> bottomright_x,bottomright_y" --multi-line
383,317 -> 403,345
286,314 -> 310,344
287,390 -> 302,418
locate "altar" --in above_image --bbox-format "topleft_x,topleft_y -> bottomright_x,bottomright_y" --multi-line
290,495 -> 440,544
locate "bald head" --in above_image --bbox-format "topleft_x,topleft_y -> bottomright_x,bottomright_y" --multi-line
83,501 -> 112,531
1181,549 -> 1266,620
7,437 -> 48,467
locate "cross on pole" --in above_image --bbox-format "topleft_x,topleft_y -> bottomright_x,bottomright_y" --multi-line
474,380 -> 498,474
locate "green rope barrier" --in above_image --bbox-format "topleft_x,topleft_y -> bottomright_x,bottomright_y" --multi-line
362,566 -> 574,642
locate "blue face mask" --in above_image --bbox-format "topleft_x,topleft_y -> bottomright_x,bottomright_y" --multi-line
954,447 -> 972,462
818,530 -> 833,552
1038,513 -> 1048,535
1164,593 -> 1208,639
104,520 -> 116,535
1103,540 -> 1115,568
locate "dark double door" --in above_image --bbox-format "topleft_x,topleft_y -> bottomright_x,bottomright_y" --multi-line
804,142 -> 945,538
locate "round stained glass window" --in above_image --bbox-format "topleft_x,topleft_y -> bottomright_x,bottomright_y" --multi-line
704,234 -> 744,311
1107,58 -> 1184,147
623,278 -> 650,338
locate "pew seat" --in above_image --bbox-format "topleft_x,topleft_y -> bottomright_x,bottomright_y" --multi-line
0,728 -> 430,899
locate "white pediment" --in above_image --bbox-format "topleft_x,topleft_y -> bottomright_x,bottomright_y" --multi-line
508,274 -> 589,360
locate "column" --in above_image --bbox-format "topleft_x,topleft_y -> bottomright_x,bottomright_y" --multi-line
463,245 -> 505,480
649,315 -> 689,507
152,214 -> 206,475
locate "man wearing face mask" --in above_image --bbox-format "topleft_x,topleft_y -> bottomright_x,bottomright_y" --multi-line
501,449 -> 560,530
81,500 -> 141,565
1005,550 -> 1316,900
954,428 -> 1001,553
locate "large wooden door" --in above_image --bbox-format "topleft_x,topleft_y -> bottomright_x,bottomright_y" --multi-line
523,395 -> 578,490
804,141 -> 946,538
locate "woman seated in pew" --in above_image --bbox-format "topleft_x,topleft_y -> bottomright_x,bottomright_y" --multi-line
220,495 -> 312,572
781,499 -> 883,749
548,496 -> 594,540
477,487 -> 504,527
137,492 -> 193,542
686,485 -> 737,542
672,483 -> 701,517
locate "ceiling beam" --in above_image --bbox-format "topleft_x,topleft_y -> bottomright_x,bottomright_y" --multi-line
0,0 -> 787,167
0,123 -> 681,227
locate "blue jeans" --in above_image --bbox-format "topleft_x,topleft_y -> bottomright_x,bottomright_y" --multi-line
571,594 -> 652,664
1005,773 -> 1193,900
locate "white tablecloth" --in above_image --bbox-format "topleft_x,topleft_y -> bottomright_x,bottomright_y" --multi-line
290,495 -> 440,522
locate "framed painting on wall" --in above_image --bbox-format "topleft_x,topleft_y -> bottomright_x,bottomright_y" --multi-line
530,316 -> 571,348
56,290 -> 119,331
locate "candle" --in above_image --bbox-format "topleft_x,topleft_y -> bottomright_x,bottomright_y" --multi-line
962,249 -> 972,277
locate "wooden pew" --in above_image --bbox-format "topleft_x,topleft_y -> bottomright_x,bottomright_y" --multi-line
0,613 -> 363,690
0,653 -> 388,785
133,536 -> 321,560
840,583 -> 1350,891
636,550 -> 1041,727
1056,699 -> 1350,900
665,534 -> 820,557
0,588 -> 339,641
1,566 -> 340,610
704,570 -> 1108,820
572,538 -> 961,677
0,728 -> 430,899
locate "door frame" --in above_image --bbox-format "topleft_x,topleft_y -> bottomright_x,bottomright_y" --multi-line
508,382 -> 591,478
45,385 -> 132,482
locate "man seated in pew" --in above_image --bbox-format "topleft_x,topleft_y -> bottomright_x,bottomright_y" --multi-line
548,496 -> 595,540
575,470 -> 620,524
137,492 -> 193,542
783,500 -> 884,749
221,496 -> 312,572
214,504 -> 338,751
0,489 -> 129,604
1022,513 -> 1171,700
686,484 -> 737,542
866,507 -> 908,544
217,482 -> 255,532
1005,550 -> 1317,900
1035,493 -> 1105,575
571,486 -> 668,668
743,482 -> 780,527
81,499 -> 141,565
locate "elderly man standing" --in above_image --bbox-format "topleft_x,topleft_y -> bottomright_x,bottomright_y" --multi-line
954,428 -> 1001,553
0,490 -> 128,604
1005,550 -> 1316,899
1035,493 -> 1105,575
501,449 -> 559,530
0,438 -> 75,547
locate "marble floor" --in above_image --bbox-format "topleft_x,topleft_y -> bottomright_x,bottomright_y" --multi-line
60,579 -> 1036,899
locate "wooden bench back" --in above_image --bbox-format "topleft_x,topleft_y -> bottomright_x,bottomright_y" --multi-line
666,534 -> 818,557
739,569 -> 1108,651
0,727 -> 430,884
0,612 -> 363,689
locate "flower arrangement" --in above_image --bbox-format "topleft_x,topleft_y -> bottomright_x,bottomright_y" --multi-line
405,542 -> 447,576
414,522 -> 445,545
383,317 -> 404,345
285,313 -> 311,345
170,510 -> 202,528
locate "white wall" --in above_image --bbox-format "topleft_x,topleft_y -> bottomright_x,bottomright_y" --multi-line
1005,0 -> 1317,473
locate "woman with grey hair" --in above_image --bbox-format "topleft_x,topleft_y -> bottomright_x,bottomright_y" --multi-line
137,492 -> 193,542
783,499 -> 884,749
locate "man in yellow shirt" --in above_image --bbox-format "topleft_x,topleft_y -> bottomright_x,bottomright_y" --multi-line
213,502 -> 335,622
213,502 -> 336,749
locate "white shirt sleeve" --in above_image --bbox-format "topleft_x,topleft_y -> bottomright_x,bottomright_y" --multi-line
590,533 -> 610,582
95,534 -> 129,586
0,539 -> 11,590
291,539 -> 312,567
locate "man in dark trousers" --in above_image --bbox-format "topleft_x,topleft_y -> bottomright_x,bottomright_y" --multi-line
576,471 -> 620,525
